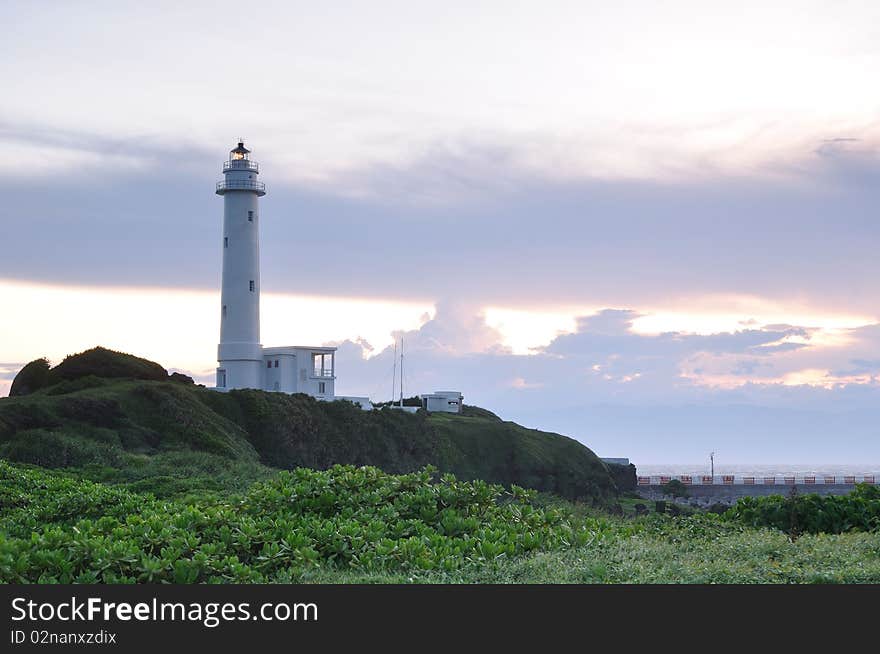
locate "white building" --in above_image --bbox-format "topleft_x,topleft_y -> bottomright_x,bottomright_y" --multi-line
420,391 -> 464,413
214,141 -> 351,402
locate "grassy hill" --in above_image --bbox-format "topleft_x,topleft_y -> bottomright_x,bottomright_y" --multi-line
1,349 -> 617,502
4,349 -> 879,586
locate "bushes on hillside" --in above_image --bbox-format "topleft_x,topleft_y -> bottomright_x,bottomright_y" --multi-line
8,348 -> 173,398
48,347 -> 168,384
44,375 -> 109,395
169,372 -> 195,385
1,347 -> 616,502
9,358 -> 50,396
0,428 -> 124,468
223,390 -> 440,473
726,485 -> 880,535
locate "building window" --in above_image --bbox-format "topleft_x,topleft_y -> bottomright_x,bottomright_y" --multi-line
249,280 -> 255,292
318,382 -> 326,394
224,237 -> 228,248
267,360 -> 272,369
217,369 -> 226,388
274,360 -> 279,368
248,211 -> 254,222
222,305 -> 227,317
313,353 -> 333,377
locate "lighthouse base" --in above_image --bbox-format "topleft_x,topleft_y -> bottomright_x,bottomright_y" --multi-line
216,341 -> 263,390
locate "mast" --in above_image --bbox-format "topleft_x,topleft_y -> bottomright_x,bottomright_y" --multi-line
399,337 -> 404,407
391,339 -> 398,404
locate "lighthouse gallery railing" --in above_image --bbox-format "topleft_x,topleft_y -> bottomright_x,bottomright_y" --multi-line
222,160 -> 260,173
216,180 -> 266,193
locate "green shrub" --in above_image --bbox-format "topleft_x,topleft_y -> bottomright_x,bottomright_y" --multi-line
44,375 -> 109,395
168,372 -> 195,385
725,485 -> 880,535
0,462 -> 600,583
660,479 -> 689,498
9,358 -> 50,397
75,450 -> 275,498
0,461 -> 153,539
0,428 -> 124,468
47,347 -> 168,385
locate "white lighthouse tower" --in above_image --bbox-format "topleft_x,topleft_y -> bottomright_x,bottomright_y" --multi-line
215,141 -> 266,390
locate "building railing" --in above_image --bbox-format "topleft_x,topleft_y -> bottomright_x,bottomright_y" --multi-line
216,180 -> 266,194
223,159 -> 259,173
313,368 -> 335,378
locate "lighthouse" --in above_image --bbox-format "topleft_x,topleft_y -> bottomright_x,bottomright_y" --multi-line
215,141 -> 266,390
210,141 -> 365,405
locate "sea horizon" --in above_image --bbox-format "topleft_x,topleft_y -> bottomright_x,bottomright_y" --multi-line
634,463 -> 880,477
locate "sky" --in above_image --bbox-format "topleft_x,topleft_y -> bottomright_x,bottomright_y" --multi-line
1,1 -> 879,465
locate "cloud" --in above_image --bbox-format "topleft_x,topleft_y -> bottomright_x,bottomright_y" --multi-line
0,363 -> 22,381
2,127 -> 879,320
390,301 -> 508,356
0,121 -> 216,178
333,303 -> 880,462
836,359 -> 880,376
543,310 -> 805,362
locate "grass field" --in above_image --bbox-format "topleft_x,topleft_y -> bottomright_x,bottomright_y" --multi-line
2,461 -> 877,584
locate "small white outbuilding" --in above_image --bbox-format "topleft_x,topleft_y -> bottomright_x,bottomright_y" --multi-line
420,391 -> 464,414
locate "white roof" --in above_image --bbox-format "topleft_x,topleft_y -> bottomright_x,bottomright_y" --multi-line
262,345 -> 337,355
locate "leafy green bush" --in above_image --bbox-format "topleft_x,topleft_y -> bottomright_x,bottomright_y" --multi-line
660,479 -> 689,498
74,450 -> 275,498
0,462 -> 600,583
9,358 -> 50,397
725,485 -> 880,535
3,462 -> 880,584
0,462 -> 151,539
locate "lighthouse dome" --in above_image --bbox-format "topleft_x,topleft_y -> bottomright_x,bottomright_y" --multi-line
230,141 -> 251,159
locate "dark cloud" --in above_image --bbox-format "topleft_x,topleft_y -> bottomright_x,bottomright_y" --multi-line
0,121 -> 214,167
832,358 -> 880,377
543,310 -> 803,359
1,128 -> 879,315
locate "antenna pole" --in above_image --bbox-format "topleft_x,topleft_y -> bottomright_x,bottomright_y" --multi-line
391,339 -> 398,404
399,338 -> 404,407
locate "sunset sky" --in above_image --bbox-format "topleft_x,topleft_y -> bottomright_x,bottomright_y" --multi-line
2,1 -> 879,463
